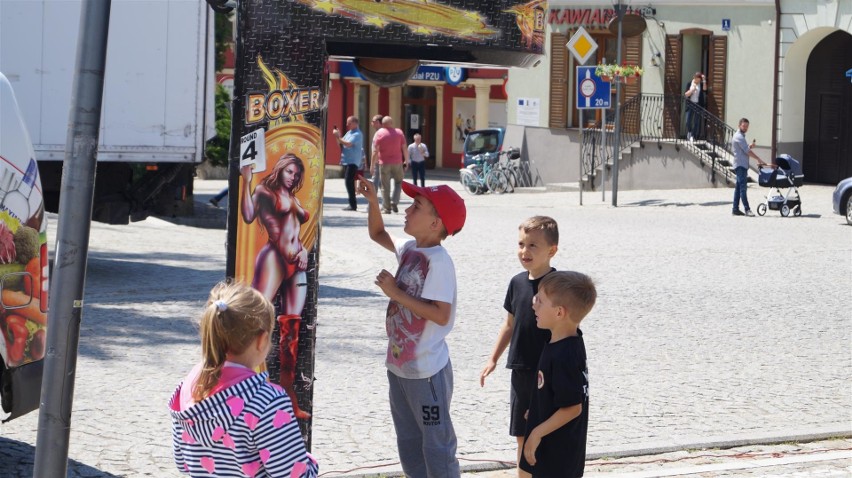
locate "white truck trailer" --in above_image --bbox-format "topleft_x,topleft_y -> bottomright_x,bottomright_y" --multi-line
0,0 -> 215,224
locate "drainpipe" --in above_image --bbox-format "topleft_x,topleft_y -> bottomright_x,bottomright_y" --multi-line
772,0 -> 780,159
611,0 -> 625,207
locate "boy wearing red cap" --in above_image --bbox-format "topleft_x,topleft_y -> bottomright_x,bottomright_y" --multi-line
357,178 -> 466,477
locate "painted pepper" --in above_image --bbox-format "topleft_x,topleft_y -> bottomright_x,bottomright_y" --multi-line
2,314 -> 29,366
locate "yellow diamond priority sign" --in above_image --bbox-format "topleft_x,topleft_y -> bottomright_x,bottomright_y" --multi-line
566,26 -> 598,65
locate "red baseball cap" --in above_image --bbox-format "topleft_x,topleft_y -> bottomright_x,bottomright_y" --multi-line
401,182 -> 466,236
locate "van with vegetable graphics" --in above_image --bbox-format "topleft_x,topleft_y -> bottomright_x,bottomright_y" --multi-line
0,72 -> 50,422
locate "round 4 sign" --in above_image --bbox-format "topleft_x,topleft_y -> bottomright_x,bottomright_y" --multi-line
239,127 -> 267,173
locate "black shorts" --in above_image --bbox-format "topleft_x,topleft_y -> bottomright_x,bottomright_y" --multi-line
509,369 -> 537,437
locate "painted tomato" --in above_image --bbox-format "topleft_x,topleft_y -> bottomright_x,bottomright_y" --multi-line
30,328 -> 46,360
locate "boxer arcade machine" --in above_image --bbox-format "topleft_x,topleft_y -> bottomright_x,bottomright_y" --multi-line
211,0 -> 546,444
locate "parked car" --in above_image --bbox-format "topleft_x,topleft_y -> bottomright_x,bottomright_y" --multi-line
462,127 -> 505,167
832,177 -> 852,225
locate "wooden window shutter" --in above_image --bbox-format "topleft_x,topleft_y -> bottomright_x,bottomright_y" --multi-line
707,35 -> 727,120
549,32 -> 568,128
622,34 -> 642,134
663,34 -> 682,138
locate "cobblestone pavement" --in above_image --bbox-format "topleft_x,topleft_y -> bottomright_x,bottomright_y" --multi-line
468,438 -> 852,477
0,175 -> 848,477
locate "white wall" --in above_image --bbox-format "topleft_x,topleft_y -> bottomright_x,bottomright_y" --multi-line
506,33 -> 552,128
507,2 -> 776,142
646,5 -> 776,143
777,0 -> 852,146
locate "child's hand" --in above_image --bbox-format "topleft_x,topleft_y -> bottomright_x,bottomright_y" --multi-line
357,175 -> 378,201
479,361 -> 496,387
523,430 -> 541,466
375,269 -> 399,298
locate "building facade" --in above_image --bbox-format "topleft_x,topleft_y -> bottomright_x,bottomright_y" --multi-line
324,62 -> 508,170
506,0 -> 851,185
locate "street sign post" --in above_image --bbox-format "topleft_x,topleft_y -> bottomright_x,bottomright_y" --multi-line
576,66 -> 611,203
566,25 -> 601,206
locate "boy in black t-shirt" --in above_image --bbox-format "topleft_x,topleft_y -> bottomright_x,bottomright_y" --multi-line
520,271 -> 596,478
480,216 -> 559,477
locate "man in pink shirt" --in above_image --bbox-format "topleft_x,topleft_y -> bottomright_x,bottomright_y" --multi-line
372,116 -> 409,213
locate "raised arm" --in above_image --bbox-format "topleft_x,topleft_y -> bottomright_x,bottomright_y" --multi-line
240,165 -> 258,223
747,141 -> 767,166
357,178 -> 394,252
334,128 -> 353,148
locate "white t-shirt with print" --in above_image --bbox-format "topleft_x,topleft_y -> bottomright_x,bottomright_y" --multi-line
385,237 -> 457,379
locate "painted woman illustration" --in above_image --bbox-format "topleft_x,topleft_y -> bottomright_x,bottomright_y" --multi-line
240,152 -> 311,419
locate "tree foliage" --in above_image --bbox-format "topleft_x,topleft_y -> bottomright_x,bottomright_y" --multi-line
205,84 -> 232,168
206,12 -> 234,168
214,11 -> 233,72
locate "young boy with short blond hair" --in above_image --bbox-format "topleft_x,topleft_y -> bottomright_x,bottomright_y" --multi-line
520,271 -> 596,477
357,178 -> 466,477
480,216 -> 559,477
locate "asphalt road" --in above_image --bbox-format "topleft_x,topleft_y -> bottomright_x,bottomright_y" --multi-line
0,175 -> 849,477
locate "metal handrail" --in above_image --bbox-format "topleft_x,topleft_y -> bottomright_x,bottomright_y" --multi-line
581,93 -> 739,186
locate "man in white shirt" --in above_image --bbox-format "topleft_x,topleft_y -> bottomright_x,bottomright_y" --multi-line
407,134 -> 429,187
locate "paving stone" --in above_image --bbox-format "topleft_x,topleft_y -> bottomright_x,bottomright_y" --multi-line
0,175 -> 847,477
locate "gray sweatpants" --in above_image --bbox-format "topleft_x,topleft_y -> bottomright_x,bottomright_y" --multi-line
387,360 -> 460,478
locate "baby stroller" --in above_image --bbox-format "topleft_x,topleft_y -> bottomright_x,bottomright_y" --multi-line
756,154 -> 803,217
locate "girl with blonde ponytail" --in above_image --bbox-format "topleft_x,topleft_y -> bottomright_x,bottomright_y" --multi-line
169,281 -> 318,477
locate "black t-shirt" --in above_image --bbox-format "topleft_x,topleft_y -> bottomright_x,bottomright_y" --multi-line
504,269 -> 554,370
519,331 -> 589,477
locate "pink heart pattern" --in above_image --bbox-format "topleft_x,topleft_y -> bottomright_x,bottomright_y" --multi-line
272,409 -> 292,428
200,456 -> 215,473
181,431 -> 196,444
226,396 -> 245,417
222,433 -> 236,450
244,412 -> 259,430
291,461 -> 307,477
211,426 -> 225,442
259,448 -> 271,464
242,461 -> 261,477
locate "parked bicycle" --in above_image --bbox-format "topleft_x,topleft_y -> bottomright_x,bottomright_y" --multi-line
459,147 -> 521,195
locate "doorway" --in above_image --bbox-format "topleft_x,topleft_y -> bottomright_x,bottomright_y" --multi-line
402,86 -> 436,169
663,30 -> 727,138
803,30 -> 852,184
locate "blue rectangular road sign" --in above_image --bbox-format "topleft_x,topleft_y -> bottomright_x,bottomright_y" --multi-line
576,66 -> 611,110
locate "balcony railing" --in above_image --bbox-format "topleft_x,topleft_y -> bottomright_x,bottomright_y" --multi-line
581,94 -> 739,186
